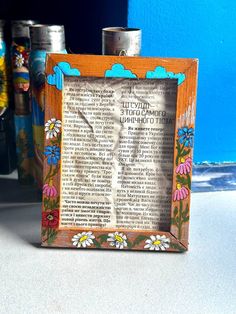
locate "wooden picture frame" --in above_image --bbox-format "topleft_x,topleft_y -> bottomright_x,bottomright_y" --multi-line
42,54 -> 198,252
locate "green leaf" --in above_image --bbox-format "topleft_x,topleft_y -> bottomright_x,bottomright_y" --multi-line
182,204 -> 189,219
175,155 -> 179,166
183,215 -> 189,222
97,234 -> 108,244
171,217 -> 177,225
170,242 -> 186,252
42,228 -> 47,237
181,149 -> 191,157
176,140 -> 180,153
174,207 -> 178,217
47,229 -> 57,245
132,235 -> 149,248
93,239 -> 101,248
187,174 -> 191,189
176,175 -> 186,185
126,240 -> 132,249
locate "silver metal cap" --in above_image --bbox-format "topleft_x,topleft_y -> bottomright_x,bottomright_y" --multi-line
11,20 -> 37,38
102,27 -> 141,56
0,20 -> 5,39
30,24 -> 65,52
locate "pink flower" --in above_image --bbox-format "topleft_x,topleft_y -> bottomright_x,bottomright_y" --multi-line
43,180 -> 58,197
176,157 -> 192,175
173,184 -> 189,201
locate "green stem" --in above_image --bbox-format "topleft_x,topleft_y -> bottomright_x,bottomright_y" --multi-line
44,165 -> 52,183
178,200 -> 183,240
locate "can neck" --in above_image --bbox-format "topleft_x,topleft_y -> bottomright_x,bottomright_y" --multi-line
30,25 -> 65,52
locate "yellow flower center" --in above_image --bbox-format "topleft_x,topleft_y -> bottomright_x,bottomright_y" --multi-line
177,183 -> 182,190
153,240 -> 161,245
49,179 -> 53,187
180,157 -> 185,163
49,123 -> 55,130
115,235 -> 124,243
79,235 -> 88,242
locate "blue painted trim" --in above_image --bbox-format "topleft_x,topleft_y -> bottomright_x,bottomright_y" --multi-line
58,62 -> 81,76
105,63 -> 137,78
146,66 -> 186,85
47,62 -> 81,91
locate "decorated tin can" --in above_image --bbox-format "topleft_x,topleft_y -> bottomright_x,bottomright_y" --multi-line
11,20 -> 37,183
0,20 -> 10,114
0,20 -> 16,174
102,27 -> 141,56
29,24 -> 66,188
14,114 -> 34,183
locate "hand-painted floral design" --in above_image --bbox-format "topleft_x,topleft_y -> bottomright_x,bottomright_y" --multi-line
0,49 -> 8,108
42,209 -> 59,228
15,54 -> 24,68
43,179 -> 58,197
45,118 -> 62,139
176,157 -> 192,175
72,231 -> 95,248
178,127 -> 194,147
107,232 -> 128,249
144,235 -> 170,251
44,145 -> 60,165
12,44 -> 29,68
173,183 -> 189,201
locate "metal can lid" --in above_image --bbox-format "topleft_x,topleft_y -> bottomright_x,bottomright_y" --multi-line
0,20 -> 6,38
102,27 -> 141,56
30,24 -> 65,52
102,27 -> 141,33
11,20 -> 38,38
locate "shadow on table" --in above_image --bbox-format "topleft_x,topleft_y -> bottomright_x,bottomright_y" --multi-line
0,177 -> 41,247
0,203 -> 42,247
0,177 -> 41,203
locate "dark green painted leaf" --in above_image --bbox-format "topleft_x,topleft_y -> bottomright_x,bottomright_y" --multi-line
132,235 -> 149,248
174,207 -> 178,217
126,240 -> 132,249
97,234 -> 108,244
187,174 -> 191,189
42,228 -> 47,236
170,242 -> 186,252
93,239 -> 101,248
183,215 -> 189,222
181,149 -> 191,157
47,229 -> 57,245
182,203 -> 189,219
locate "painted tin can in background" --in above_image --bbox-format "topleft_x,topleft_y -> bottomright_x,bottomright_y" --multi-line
102,27 -> 141,56
11,20 -> 37,184
0,20 -> 17,174
29,24 -> 66,189
14,115 -> 34,184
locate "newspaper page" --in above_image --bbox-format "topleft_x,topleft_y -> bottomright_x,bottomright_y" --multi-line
60,77 -> 177,231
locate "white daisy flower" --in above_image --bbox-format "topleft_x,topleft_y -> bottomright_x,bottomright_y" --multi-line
144,235 -> 170,251
45,118 -> 62,139
107,232 -> 128,249
72,231 -> 95,248
15,54 -> 24,68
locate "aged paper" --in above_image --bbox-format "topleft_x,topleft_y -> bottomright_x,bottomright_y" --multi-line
60,77 -> 177,230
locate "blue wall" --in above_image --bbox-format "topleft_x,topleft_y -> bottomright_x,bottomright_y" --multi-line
128,0 -> 236,163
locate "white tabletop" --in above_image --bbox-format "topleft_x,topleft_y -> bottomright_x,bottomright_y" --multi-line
0,190 -> 236,314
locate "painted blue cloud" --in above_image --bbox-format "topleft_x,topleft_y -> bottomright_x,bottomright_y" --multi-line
105,64 -> 137,78
47,65 -> 63,90
47,62 -> 80,90
58,62 -> 80,76
146,66 -> 186,85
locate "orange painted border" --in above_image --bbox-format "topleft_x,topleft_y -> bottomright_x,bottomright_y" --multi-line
42,54 -> 198,252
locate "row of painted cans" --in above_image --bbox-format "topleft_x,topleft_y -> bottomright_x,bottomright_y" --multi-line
0,20 -> 66,185
0,22 -> 141,186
